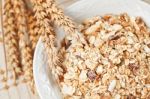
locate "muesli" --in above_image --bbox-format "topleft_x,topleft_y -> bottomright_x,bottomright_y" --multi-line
59,13 -> 150,99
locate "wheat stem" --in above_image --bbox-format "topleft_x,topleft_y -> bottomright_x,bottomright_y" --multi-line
1,0 -> 8,79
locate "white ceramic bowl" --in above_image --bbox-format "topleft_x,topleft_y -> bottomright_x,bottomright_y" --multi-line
33,0 -> 150,99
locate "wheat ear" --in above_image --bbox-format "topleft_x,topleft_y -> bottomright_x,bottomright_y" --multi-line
26,10 -> 40,51
31,0 -> 64,81
3,0 -> 21,79
12,0 -> 35,92
46,0 -> 76,34
45,0 -> 88,46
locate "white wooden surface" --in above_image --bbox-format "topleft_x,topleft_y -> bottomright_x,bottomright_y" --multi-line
0,0 -> 149,99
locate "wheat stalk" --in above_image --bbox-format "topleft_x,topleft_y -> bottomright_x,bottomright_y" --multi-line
3,0 -> 21,80
31,0 -> 64,81
11,0 -> 35,92
0,0 -> 9,90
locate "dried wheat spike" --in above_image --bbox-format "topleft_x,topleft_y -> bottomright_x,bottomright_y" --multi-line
26,10 -> 40,51
31,0 -> 64,81
12,0 -> 35,92
44,0 -> 88,45
46,0 -> 76,34
3,0 -> 22,78
43,32 -> 64,80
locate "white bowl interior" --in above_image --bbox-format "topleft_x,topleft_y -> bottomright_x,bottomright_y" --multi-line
33,0 -> 150,99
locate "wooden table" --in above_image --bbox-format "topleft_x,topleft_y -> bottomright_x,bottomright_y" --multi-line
0,0 -> 149,99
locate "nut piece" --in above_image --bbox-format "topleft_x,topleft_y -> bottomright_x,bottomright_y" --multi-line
111,24 -> 122,31
96,66 -> 103,74
62,84 -> 75,96
115,94 -> 121,99
79,70 -> 88,82
108,80 -> 117,92
144,45 -> 150,53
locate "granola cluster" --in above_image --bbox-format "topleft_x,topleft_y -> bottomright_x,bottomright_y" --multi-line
59,13 -> 150,99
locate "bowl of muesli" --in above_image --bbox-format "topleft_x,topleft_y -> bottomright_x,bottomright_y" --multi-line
33,0 -> 150,99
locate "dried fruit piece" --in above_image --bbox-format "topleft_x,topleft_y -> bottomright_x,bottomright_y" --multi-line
128,63 -> 139,74
87,70 -> 97,81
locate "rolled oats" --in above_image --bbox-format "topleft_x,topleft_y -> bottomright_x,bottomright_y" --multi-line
59,13 -> 150,98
